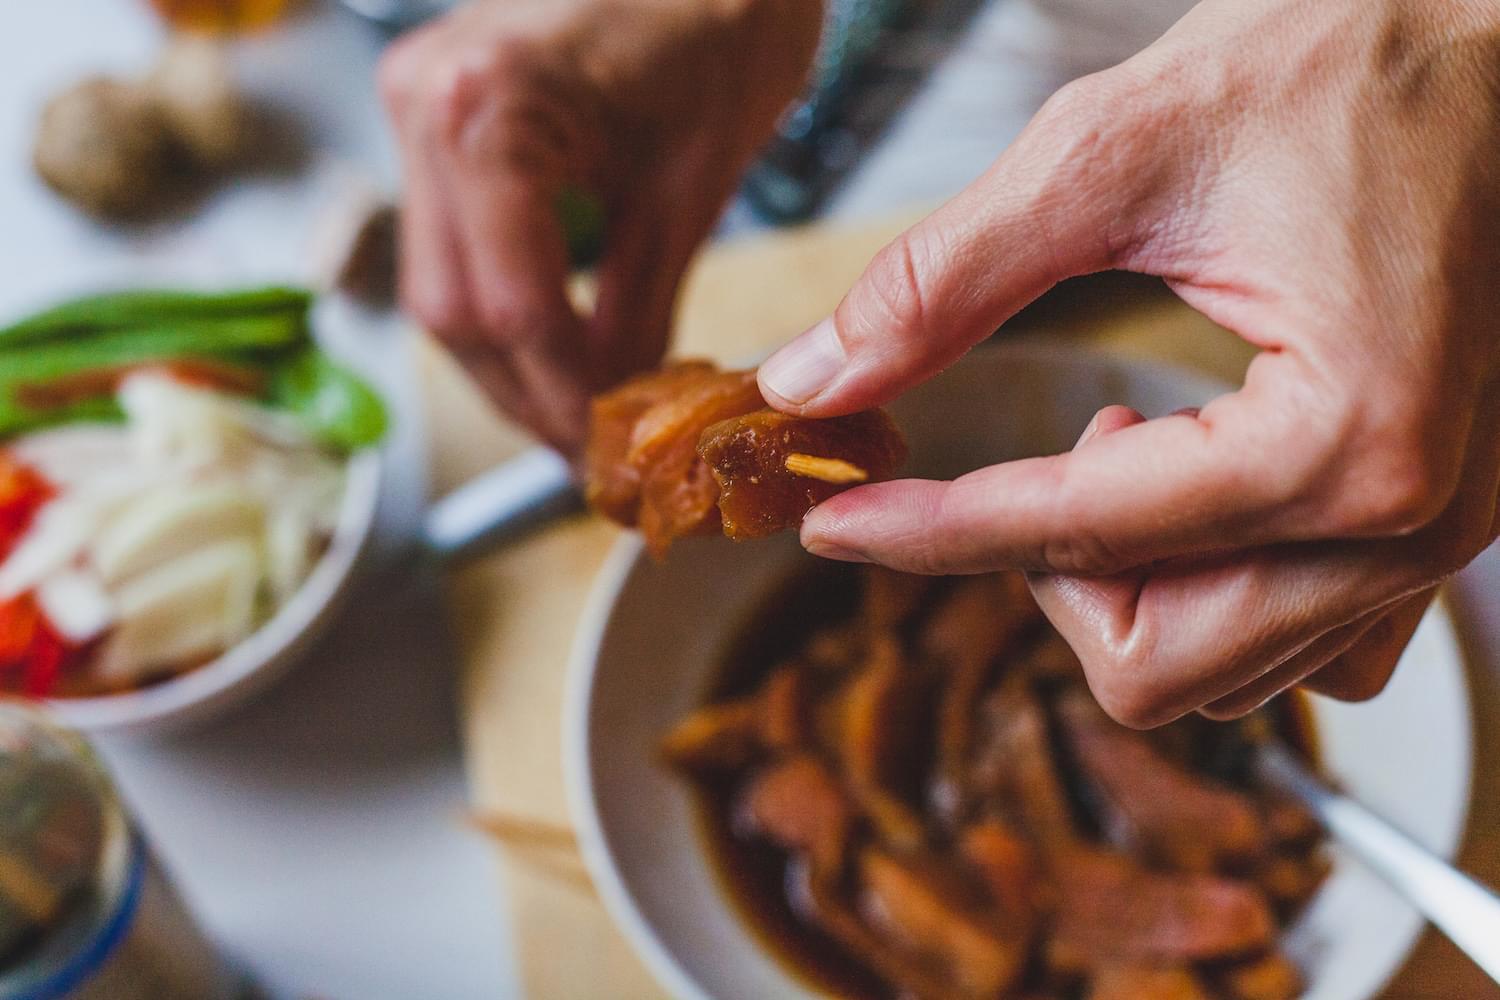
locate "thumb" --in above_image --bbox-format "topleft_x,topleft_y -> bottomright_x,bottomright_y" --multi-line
758,83 -> 1150,417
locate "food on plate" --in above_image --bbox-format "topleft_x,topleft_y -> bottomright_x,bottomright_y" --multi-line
33,40 -> 256,221
662,565 -> 1328,1000
585,362 -> 906,557
0,287 -> 385,698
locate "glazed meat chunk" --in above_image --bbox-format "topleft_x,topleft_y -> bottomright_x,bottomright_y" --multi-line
698,407 -> 906,540
584,361 -> 905,556
583,360 -> 718,523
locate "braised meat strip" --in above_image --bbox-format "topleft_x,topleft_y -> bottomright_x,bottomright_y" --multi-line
663,565 -> 1326,1000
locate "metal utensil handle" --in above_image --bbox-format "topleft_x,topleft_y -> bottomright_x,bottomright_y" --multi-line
421,447 -> 584,564
1257,743 -> 1500,983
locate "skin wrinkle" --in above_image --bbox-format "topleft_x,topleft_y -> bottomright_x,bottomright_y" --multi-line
1050,346 -> 1500,724
1215,576 -> 1390,713
1200,619 -> 1363,718
1305,589 -> 1433,702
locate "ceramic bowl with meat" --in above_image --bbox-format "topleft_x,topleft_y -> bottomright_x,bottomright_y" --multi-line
565,342 -> 1473,1000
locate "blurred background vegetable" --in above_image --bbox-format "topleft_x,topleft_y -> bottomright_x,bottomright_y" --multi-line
0,286 -> 386,452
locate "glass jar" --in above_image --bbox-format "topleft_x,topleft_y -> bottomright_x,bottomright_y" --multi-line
0,702 -> 243,1000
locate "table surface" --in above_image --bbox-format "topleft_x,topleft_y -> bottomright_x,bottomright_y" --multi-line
4,2 -> 1498,999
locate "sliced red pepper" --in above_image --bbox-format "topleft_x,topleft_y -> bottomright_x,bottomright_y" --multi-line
0,594 -> 40,669
0,595 -> 82,698
0,456 -> 54,562
22,619 -> 69,698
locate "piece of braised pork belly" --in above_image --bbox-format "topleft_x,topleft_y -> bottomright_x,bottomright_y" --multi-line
1056,690 -> 1268,872
1048,846 -> 1276,966
584,361 -> 905,556
699,407 -> 906,540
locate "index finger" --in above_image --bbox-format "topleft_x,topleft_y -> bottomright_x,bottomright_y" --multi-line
801,384 -> 1311,576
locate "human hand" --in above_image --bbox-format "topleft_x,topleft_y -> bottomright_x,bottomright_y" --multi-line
380,0 -> 822,452
757,0 -> 1500,726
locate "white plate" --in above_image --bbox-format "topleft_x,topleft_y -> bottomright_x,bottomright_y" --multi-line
566,341 -> 1473,1000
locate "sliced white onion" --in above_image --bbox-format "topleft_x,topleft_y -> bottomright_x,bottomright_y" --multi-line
119,372 -> 310,469
0,498 -> 99,599
91,538 -> 262,687
264,506 -> 313,605
8,424 -> 133,488
91,484 -> 265,587
35,570 -> 115,644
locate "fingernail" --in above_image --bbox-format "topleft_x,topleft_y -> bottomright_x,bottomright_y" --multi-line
1074,411 -> 1104,448
759,319 -> 845,406
804,539 -> 872,563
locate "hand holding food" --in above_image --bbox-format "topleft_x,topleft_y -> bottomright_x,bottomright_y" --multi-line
758,0 -> 1500,725
0,288 -> 384,697
584,362 -> 905,557
377,0 -> 823,452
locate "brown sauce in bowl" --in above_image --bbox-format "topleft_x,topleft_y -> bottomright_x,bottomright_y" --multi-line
665,563 -> 1327,1000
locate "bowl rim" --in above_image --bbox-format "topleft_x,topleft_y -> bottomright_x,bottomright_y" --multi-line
564,527 -> 715,1000
42,447 -> 384,734
563,340 -> 1476,1000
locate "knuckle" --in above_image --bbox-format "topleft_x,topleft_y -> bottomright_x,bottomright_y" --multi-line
1032,74 -> 1114,139
1032,65 -> 1160,166
1232,405 -> 1340,515
377,36 -> 424,109
1036,530 -> 1129,577
1329,396 -> 1460,535
422,36 -> 542,137
1086,671 -> 1175,731
427,60 -> 492,141
1342,460 -> 1452,536
1024,67 -> 1179,264
402,283 -> 472,339
472,294 -> 565,353
839,232 -> 945,351
1076,637 -> 1177,731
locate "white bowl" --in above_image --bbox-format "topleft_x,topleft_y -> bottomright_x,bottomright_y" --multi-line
565,342 -> 1473,1000
43,450 -> 384,736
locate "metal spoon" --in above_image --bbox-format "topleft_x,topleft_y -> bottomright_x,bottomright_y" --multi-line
1256,741 -> 1500,983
